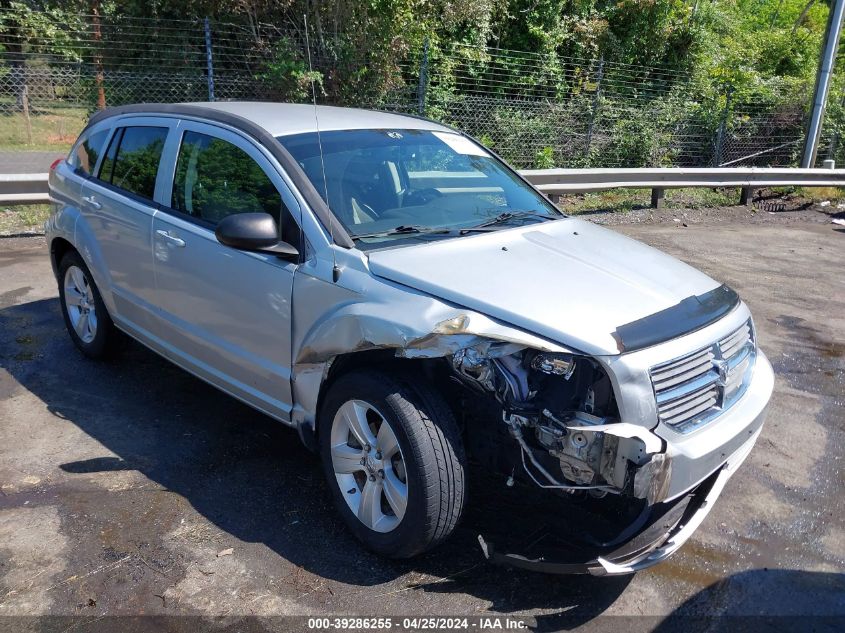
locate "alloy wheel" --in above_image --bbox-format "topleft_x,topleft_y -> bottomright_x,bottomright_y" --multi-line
63,265 -> 98,344
329,399 -> 408,533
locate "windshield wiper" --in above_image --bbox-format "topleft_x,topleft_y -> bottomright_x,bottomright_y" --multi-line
352,224 -> 453,240
352,212 -> 558,241
460,211 -> 559,234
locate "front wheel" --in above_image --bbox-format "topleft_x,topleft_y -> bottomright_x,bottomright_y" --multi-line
319,370 -> 466,558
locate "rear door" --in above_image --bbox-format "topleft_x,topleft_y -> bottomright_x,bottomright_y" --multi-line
79,118 -> 174,337
56,123 -> 111,215
151,120 -> 302,422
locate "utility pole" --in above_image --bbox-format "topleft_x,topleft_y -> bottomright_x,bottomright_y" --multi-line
802,0 -> 845,168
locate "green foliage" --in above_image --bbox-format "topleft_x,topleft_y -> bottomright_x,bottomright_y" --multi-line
477,133 -> 495,149
534,146 -> 555,169
0,1 -> 88,61
0,106 -> 87,149
0,203 -> 52,234
1,0 -> 840,166
561,187 -> 740,215
257,37 -> 323,103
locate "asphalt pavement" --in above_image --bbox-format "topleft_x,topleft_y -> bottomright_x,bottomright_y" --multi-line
0,151 -> 64,174
0,215 -> 843,631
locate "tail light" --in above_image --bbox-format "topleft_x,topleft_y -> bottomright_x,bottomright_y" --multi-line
50,158 -> 62,171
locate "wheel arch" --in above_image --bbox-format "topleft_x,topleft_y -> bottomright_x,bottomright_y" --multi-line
298,350 -> 449,452
49,236 -> 77,280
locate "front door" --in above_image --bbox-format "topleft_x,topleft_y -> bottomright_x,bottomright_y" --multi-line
151,121 -> 301,421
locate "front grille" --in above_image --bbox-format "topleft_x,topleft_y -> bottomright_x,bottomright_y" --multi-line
650,320 -> 755,433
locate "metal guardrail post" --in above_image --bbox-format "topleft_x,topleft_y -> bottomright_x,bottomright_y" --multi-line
740,187 -> 753,207
651,188 -> 665,209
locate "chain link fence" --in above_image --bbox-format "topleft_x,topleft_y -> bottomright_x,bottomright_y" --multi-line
0,10 -> 840,170
401,43 -> 817,169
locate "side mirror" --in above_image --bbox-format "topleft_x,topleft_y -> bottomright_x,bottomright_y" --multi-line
215,212 -> 299,260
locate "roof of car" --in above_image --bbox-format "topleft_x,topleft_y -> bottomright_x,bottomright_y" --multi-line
179,101 -> 453,137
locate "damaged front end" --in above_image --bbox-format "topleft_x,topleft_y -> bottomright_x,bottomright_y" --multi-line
450,343 -> 667,502
445,340 -> 713,575
290,265 -> 765,574
435,329 -> 768,575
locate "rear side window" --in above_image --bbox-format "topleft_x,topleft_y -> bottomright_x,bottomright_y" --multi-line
171,131 -> 283,225
97,126 -> 168,201
70,129 -> 109,176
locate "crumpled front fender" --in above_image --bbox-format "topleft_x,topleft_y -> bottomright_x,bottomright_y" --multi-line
289,264 -> 573,432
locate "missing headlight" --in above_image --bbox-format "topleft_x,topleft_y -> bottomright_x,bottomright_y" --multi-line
449,344 -> 665,498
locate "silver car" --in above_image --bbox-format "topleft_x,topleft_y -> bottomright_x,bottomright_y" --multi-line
46,102 -> 773,575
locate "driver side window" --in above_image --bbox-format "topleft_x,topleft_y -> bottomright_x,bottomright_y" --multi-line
171,130 -> 302,251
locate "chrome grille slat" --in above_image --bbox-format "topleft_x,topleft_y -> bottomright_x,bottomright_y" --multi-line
727,345 -> 752,371
651,349 -> 714,390
655,371 -> 719,406
725,355 -> 752,397
721,339 -> 746,359
650,319 -> 756,433
661,388 -> 719,421
719,324 -> 751,358
662,396 -> 719,427
719,323 -> 750,348
652,346 -> 713,372
652,362 -> 713,392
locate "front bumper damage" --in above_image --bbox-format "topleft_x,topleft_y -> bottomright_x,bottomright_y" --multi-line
477,402 -> 766,575
469,315 -> 774,576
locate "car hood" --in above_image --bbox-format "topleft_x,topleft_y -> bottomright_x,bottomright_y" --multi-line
366,218 -> 723,356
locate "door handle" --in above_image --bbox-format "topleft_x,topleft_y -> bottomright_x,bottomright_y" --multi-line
155,229 -> 186,248
81,195 -> 102,210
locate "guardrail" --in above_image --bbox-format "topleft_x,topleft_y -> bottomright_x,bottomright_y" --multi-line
0,173 -> 50,205
521,166 -> 845,207
2,167 -> 844,209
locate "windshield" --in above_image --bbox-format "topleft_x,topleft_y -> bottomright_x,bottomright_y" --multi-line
276,129 -> 562,248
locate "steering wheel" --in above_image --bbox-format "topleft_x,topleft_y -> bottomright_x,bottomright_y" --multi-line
404,187 -> 443,206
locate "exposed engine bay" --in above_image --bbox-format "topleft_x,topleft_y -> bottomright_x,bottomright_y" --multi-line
447,343 -> 669,504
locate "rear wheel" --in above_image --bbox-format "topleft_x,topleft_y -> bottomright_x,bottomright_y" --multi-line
319,369 -> 466,558
58,251 -> 123,359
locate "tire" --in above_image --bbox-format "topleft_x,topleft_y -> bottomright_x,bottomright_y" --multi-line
319,369 -> 466,558
58,251 -> 124,359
